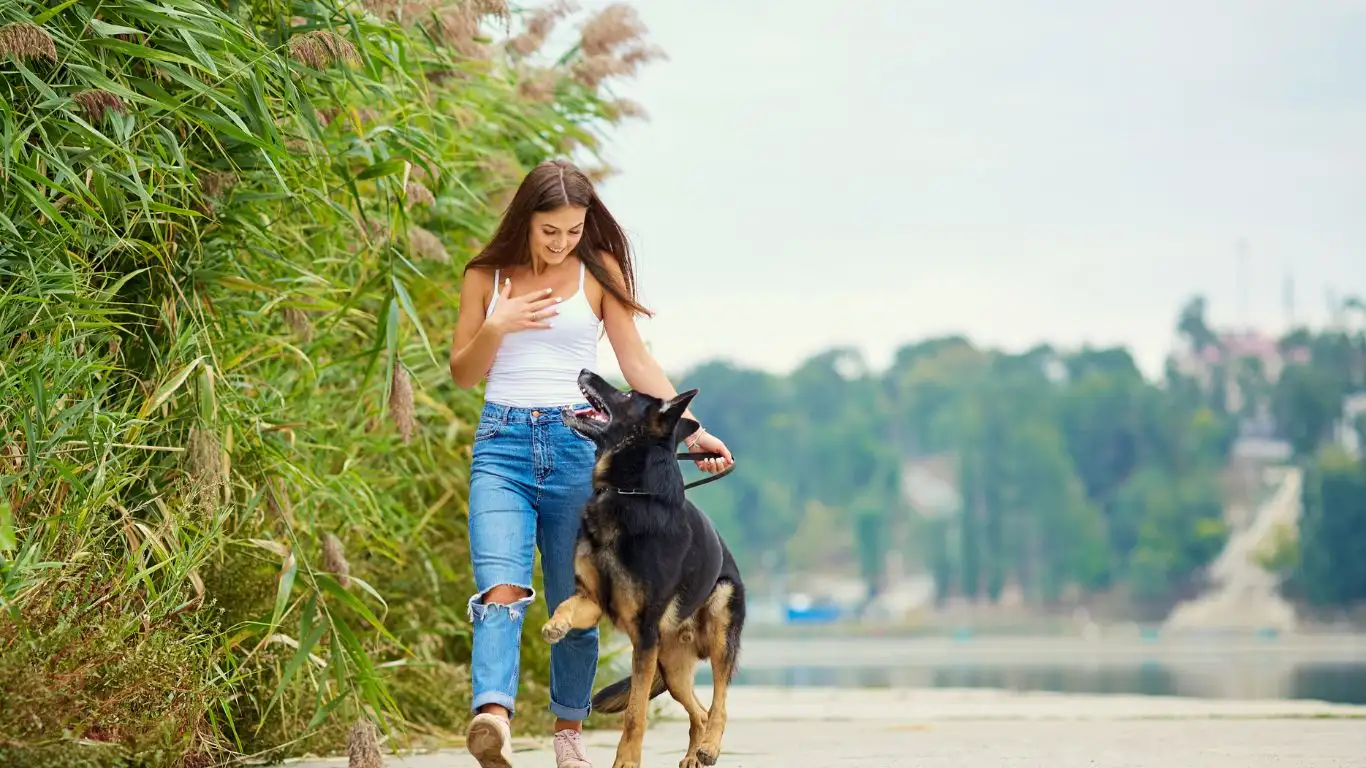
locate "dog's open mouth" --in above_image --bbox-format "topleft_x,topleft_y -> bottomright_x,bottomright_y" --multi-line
579,384 -> 610,422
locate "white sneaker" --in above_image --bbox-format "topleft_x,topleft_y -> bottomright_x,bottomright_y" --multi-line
553,729 -> 591,768
467,712 -> 514,768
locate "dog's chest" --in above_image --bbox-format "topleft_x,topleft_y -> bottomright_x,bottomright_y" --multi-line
580,508 -> 660,584
590,546 -> 632,589
582,543 -> 646,625
580,501 -> 618,546
578,506 -> 650,621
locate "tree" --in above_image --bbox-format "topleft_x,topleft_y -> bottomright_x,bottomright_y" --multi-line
1057,364 -> 1144,556
1272,364 -> 1344,458
1177,295 -> 1218,352
1117,468 -> 1227,603
1293,449 -> 1366,607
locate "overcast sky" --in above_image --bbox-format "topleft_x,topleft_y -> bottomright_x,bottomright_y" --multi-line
577,0 -> 1366,381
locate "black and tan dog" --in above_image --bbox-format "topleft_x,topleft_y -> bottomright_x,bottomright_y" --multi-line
544,369 -> 745,768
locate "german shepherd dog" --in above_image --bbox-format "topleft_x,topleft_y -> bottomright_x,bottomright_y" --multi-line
544,370 -> 745,768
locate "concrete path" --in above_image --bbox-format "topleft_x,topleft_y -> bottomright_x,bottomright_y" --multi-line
291,687 -> 1366,767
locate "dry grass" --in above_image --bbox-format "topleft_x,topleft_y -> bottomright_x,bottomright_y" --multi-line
288,29 -> 360,69
0,21 -> 57,62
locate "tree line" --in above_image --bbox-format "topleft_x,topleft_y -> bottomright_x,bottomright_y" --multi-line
679,296 -> 1366,615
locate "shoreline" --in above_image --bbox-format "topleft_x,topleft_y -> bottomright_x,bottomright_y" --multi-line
649,685 -> 1366,722
741,620 -> 1366,639
730,631 -> 1366,666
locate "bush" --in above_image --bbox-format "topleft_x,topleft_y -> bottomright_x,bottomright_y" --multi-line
1292,448 -> 1366,607
0,1 -> 657,764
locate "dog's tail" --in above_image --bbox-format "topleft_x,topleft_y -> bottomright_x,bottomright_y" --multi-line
590,668 -> 669,714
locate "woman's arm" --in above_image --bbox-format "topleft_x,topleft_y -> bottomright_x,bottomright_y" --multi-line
449,269 -> 504,389
599,260 -> 734,469
598,267 -> 693,415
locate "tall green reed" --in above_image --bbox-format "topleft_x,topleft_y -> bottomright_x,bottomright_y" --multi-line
0,1 -> 657,765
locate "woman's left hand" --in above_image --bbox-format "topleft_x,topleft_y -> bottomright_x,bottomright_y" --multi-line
690,430 -> 734,474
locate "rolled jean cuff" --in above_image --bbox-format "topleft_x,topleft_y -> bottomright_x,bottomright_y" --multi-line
472,690 -> 518,717
549,697 -> 591,721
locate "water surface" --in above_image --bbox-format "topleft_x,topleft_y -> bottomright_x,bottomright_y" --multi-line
697,633 -> 1366,705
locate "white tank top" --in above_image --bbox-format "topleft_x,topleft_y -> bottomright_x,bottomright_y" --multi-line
483,262 -> 600,407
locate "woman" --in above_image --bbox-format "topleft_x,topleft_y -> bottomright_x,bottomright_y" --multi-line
448,159 -> 734,768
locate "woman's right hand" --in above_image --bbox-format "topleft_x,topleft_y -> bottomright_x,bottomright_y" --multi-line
486,279 -> 561,335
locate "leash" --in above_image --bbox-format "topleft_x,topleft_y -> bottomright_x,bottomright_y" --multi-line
599,453 -> 733,497
676,451 -> 735,491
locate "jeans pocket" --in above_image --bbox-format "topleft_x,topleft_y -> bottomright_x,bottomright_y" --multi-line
474,416 -> 501,442
559,417 -> 595,446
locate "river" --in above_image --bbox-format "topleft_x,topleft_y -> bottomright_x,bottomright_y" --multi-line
693,633 -> 1366,705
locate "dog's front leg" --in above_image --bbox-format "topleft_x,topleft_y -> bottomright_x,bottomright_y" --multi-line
544,552 -> 604,645
541,592 -> 602,644
613,640 -> 660,768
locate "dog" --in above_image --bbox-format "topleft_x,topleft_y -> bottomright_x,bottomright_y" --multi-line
542,369 -> 746,768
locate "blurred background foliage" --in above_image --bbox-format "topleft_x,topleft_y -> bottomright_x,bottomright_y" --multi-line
680,294 -> 1366,620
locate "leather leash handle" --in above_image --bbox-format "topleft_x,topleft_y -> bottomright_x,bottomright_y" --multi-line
676,451 -> 735,490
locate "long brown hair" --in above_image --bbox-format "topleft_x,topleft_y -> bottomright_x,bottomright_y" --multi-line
465,159 -> 652,317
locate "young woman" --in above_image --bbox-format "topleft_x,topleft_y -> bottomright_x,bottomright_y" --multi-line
448,159 -> 734,768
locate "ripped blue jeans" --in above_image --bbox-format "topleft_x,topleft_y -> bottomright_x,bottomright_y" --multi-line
467,400 -> 598,720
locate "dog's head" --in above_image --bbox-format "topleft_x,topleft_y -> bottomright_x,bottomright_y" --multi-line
564,369 -> 700,459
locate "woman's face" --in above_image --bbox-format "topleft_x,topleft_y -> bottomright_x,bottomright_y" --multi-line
529,205 -> 587,267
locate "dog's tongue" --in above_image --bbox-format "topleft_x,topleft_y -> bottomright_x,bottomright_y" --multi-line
574,407 -> 607,422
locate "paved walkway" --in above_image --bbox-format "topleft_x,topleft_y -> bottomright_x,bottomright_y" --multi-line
292,687 -> 1366,767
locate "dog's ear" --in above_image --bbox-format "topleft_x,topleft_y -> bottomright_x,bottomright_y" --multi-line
672,417 -> 701,448
653,388 -> 698,436
660,388 -> 698,420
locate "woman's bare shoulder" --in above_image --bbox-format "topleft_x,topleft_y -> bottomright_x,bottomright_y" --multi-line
464,264 -> 496,282
598,250 -> 626,275
465,265 -> 502,293
582,251 -> 626,285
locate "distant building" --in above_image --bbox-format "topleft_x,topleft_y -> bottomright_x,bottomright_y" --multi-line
1175,328 -> 1305,392
1171,327 -> 1311,422
900,453 -> 961,521
1336,392 -> 1366,457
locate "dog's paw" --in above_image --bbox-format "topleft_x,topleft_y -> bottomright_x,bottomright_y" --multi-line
680,755 -> 702,768
610,760 -> 640,768
695,746 -> 719,766
540,618 -> 569,645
